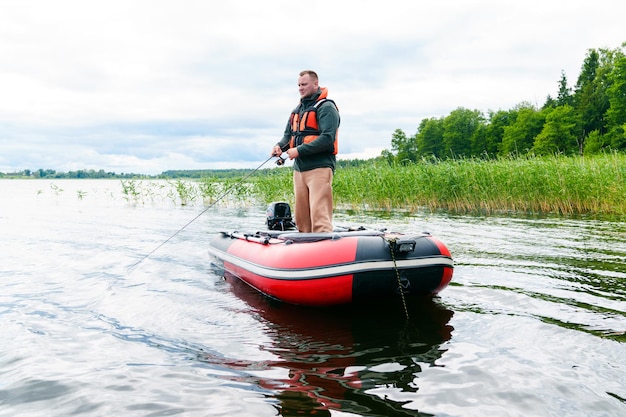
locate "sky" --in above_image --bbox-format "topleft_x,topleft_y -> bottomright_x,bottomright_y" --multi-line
1,0 -> 625,175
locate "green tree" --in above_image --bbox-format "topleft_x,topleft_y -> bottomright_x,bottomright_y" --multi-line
543,71 -> 572,110
485,109 -> 517,156
442,107 -> 484,158
556,70 -> 573,106
604,45 -> 626,150
573,48 -> 611,150
583,130 -> 609,154
390,128 -> 417,163
533,105 -> 579,155
380,148 -> 395,165
469,124 -> 490,157
500,103 -> 545,155
415,117 -> 444,158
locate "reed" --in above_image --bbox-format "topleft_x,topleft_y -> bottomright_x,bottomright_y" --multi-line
169,179 -> 197,206
121,179 -> 173,205
247,153 -> 626,217
120,179 -> 141,203
50,182 -> 64,196
198,177 -> 219,203
114,154 -> 625,217
250,170 -> 294,203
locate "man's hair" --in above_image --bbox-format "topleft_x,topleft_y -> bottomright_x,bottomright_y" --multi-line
299,70 -> 318,82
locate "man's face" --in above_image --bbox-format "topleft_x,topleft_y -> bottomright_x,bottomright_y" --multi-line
298,74 -> 318,98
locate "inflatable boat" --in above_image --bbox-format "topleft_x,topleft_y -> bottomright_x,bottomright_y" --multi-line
208,203 -> 454,306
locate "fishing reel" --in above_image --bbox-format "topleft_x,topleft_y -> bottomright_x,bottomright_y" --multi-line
275,155 -> 287,166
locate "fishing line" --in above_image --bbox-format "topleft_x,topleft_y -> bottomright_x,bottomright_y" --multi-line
128,155 -> 276,273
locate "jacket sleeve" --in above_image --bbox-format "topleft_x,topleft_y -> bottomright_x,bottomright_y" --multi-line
297,102 -> 340,156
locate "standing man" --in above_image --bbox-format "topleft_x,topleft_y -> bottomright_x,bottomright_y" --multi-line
271,70 -> 340,233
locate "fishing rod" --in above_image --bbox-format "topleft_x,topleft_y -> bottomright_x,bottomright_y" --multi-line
128,154 -> 279,272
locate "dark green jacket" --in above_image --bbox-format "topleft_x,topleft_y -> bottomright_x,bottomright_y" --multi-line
276,88 -> 340,172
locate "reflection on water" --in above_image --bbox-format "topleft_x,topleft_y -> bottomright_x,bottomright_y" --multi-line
203,277 -> 454,416
436,214 -> 626,343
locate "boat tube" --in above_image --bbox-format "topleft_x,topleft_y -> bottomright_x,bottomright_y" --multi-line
209,205 -> 453,306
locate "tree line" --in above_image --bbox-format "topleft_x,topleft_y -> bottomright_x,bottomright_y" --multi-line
385,43 -> 626,163
2,159 -> 374,180
0,168 -> 147,179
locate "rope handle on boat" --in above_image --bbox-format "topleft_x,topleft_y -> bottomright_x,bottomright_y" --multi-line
225,231 -> 270,245
385,237 -> 410,321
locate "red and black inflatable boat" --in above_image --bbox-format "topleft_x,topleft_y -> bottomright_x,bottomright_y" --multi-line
208,204 -> 454,306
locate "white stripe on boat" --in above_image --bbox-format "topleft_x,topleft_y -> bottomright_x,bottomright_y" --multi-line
208,246 -> 453,280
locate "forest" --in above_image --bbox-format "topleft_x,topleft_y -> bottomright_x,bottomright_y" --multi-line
384,44 -> 626,163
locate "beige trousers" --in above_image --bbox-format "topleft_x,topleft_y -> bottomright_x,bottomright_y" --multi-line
293,168 -> 334,233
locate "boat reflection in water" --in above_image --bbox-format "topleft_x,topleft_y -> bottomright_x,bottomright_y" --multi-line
222,274 -> 454,416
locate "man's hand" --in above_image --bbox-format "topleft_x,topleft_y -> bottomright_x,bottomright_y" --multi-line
271,145 -> 282,157
286,147 -> 299,159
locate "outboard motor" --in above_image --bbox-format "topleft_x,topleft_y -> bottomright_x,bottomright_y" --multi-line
266,202 -> 296,230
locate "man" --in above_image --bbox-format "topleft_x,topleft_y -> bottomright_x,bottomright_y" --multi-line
271,70 -> 340,233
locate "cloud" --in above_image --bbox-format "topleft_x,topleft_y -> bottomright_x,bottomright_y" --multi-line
0,0 -> 625,174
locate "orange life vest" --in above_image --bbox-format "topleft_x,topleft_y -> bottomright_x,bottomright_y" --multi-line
289,88 -> 339,154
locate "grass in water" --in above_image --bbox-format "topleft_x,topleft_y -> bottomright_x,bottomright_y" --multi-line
251,153 -> 626,217
111,153 -> 625,218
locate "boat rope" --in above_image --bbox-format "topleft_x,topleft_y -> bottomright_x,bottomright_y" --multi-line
386,237 -> 410,321
128,155 -> 276,273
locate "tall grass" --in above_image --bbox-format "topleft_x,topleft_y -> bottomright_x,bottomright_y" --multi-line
251,153 -> 626,217
113,154 -> 625,217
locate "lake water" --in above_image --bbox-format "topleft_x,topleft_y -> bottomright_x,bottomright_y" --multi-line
1,179 -> 624,417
